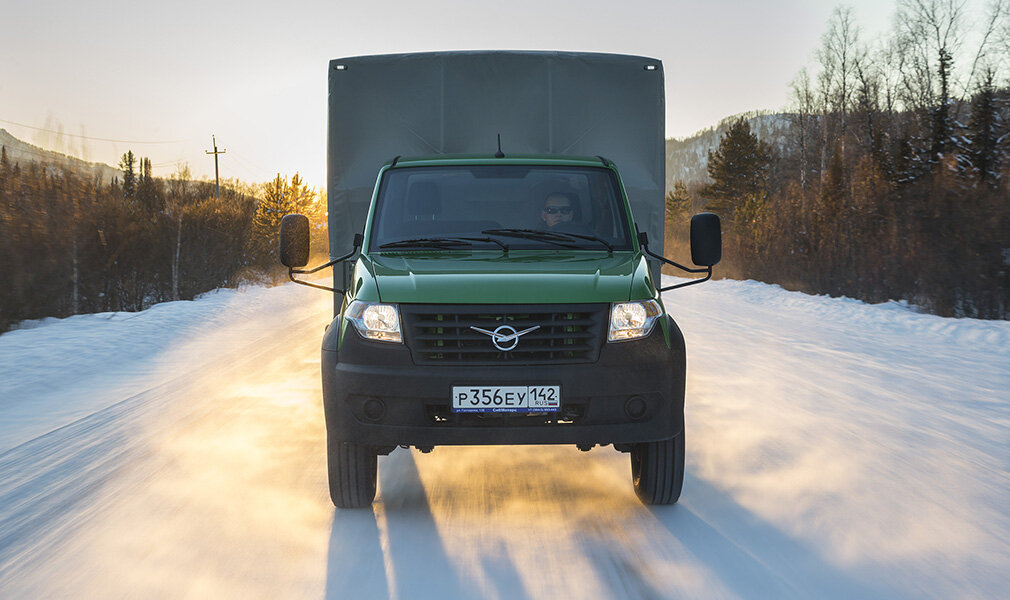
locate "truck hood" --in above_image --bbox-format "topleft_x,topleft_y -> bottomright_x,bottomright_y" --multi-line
364,252 -> 648,304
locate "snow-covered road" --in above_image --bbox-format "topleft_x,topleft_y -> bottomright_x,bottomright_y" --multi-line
1,278 -> 1007,599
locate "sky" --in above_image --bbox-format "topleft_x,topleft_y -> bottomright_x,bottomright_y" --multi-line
0,0 -> 976,189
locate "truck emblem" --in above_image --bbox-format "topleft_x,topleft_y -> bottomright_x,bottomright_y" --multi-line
470,325 -> 540,351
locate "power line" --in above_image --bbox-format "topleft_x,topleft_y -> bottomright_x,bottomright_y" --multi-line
0,118 -> 185,144
227,151 -> 267,180
151,159 -> 187,168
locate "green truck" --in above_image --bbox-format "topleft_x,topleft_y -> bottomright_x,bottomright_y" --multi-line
279,51 -> 720,508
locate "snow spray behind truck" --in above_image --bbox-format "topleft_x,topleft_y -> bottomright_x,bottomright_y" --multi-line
279,51 -> 721,508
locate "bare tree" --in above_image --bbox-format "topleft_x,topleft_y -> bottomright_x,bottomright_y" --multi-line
895,0 -> 968,158
818,6 -> 864,156
790,68 -> 818,190
959,0 -> 1008,104
167,164 -> 193,301
854,53 -> 885,160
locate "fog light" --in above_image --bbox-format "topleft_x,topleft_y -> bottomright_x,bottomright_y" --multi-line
363,398 -> 386,422
624,396 -> 647,420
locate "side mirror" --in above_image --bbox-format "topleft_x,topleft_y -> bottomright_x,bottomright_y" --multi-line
690,212 -> 721,267
279,213 -> 310,268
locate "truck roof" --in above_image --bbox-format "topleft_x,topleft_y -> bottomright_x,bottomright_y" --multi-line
386,154 -> 613,169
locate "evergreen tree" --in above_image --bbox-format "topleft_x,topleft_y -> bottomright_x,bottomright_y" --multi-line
968,69 -> 1003,184
665,181 -> 692,223
931,48 -> 954,161
0,146 -> 9,194
702,118 -> 771,221
136,156 -> 159,211
119,150 -> 137,200
251,173 -> 321,262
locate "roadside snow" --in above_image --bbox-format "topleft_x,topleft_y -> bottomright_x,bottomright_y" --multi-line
665,277 -> 1010,598
0,284 -> 325,453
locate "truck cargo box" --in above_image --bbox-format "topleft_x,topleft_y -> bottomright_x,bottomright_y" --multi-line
327,51 -> 666,294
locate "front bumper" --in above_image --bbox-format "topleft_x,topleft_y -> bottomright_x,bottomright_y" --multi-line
321,315 -> 686,447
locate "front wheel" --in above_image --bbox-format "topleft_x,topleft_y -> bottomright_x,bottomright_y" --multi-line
327,440 -> 377,508
630,432 -> 685,505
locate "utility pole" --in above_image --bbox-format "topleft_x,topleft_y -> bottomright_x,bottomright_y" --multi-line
205,135 -> 226,198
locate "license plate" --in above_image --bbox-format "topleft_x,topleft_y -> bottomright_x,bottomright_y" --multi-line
451,386 -> 561,413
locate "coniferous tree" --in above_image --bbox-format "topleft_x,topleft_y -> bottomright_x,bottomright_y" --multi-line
702,118 -> 771,221
136,156 -> 159,211
0,146 -> 9,186
665,181 -> 692,223
968,68 -> 1004,184
119,150 -> 137,200
251,173 -> 322,264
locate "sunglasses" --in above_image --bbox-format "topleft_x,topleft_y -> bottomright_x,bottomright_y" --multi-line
543,206 -> 573,215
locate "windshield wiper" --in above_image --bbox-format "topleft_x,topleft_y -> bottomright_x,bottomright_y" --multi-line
379,236 -> 509,252
481,228 -> 612,251
542,231 -> 614,251
479,229 -> 578,247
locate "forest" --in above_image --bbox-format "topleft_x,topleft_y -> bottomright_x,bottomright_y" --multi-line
0,149 -> 325,332
666,1 -> 1010,319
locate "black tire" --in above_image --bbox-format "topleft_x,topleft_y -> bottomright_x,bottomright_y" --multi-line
631,432 -> 685,505
327,440 -> 377,508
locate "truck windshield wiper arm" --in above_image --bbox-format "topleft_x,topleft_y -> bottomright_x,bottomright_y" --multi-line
539,231 -> 613,251
379,236 -> 509,252
480,229 -> 579,247
481,228 -> 611,250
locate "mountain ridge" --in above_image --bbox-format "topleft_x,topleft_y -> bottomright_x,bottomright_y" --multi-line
3,116 -> 795,191
0,128 -> 121,182
666,111 -> 792,189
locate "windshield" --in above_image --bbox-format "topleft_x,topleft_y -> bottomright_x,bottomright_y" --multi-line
367,165 -> 634,252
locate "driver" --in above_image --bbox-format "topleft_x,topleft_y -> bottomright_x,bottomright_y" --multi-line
540,192 -> 576,228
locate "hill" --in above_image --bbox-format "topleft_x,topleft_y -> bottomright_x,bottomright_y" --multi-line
666,112 -> 792,189
3,121 -> 789,194
0,128 -> 121,183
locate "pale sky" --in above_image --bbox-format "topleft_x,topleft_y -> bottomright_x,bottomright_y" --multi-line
0,0 -> 974,189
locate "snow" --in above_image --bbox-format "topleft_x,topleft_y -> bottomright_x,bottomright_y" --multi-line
0,285 -> 324,453
1,277 -> 1008,598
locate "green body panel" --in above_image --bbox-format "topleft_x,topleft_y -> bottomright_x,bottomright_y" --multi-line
630,254 -> 656,302
349,257 -> 381,302
360,251 -> 649,304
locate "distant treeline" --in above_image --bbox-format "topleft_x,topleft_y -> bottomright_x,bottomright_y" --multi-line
667,3 -> 1010,319
0,148 -> 325,332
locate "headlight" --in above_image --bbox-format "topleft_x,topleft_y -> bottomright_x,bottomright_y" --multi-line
345,301 -> 402,343
608,299 -> 662,342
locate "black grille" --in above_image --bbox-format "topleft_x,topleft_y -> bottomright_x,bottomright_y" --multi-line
400,304 -> 608,365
